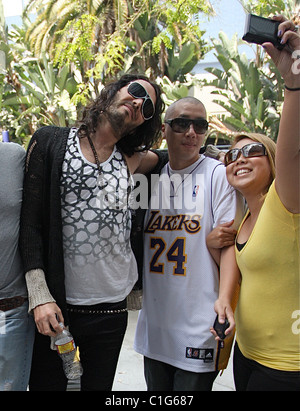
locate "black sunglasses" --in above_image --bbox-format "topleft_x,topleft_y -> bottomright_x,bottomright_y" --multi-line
225,143 -> 267,166
165,118 -> 209,134
127,82 -> 155,120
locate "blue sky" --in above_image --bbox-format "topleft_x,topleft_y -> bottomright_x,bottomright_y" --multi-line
200,0 -> 254,62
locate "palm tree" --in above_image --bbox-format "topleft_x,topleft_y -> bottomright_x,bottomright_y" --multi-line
24,0 -> 214,86
24,0 -> 129,89
25,0 -> 128,55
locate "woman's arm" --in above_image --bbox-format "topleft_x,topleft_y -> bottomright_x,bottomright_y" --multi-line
211,245 -> 241,339
264,17 -> 300,213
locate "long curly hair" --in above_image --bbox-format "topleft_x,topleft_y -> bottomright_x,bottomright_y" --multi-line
77,74 -> 165,156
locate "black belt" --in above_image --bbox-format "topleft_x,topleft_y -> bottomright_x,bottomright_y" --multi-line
0,296 -> 27,312
67,307 -> 127,315
67,300 -> 127,315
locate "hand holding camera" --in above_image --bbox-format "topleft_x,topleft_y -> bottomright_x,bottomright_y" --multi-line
242,14 -> 287,50
243,14 -> 300,90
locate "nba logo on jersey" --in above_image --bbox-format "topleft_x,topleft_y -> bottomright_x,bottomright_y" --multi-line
184,174 -> 204,214
186,347 -> 214,363
192,185 -> 199,198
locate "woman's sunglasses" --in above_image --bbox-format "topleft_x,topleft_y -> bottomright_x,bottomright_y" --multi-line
225,143 -> 267,166
127,82 -> 155,120
165,118 -> 209,134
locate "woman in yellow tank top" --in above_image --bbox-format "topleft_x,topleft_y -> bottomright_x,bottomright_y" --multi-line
209,16 -> 300,391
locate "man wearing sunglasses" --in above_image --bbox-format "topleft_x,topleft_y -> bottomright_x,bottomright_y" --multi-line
19,74 -> 165,391
134,96 -> 243,391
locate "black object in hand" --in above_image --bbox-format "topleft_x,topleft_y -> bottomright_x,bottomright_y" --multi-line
242,14 -> 285,50
213,315 -> 230,340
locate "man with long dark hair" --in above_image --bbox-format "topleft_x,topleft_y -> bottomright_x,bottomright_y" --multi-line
20,74 -> 165,391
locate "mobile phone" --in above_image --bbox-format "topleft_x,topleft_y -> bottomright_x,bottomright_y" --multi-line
242,14 -> 285,50
213,315 -> 229,340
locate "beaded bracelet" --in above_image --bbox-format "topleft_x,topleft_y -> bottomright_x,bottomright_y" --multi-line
285,85 -> 300,91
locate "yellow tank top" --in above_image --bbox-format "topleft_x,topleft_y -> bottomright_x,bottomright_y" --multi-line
235,181 -> 300,371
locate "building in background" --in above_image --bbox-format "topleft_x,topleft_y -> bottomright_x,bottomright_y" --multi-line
2,0 -> 27,26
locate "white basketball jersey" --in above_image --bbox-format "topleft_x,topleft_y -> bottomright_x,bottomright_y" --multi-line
134,156 -> 240,373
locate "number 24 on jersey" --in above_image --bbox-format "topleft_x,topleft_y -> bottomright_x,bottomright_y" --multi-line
149,237 -> 187,276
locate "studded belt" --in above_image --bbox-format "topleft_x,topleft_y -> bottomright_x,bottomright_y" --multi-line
0,296 -> 27,312
67,307 -> 127,315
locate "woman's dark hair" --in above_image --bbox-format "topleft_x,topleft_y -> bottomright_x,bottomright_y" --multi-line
77,74 -> 165,156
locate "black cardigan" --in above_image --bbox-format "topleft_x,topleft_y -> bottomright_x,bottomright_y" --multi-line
20,126 -> 70,321
20,125 -> 168,323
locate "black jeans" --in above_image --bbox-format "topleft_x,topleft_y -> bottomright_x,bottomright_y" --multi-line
144,356 -> 219,391
29,300 -> 127,391
233,342 -> 300,391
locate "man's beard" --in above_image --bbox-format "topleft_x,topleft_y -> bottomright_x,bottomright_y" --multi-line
105,103 -> 136,139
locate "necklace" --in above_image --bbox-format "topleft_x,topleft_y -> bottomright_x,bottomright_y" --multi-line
86,133 -> 108,189
83,131 -> 134,209
167,157 -> 205,197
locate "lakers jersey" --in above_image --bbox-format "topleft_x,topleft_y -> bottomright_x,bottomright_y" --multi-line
134,156 -> 241,372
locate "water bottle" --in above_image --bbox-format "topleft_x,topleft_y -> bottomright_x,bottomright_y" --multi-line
54,323 -> 83,380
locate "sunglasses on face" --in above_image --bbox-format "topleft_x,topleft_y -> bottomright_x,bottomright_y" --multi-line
127,82 -> 155,120
164,118 -> 209,134
225,143 -> 267,167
